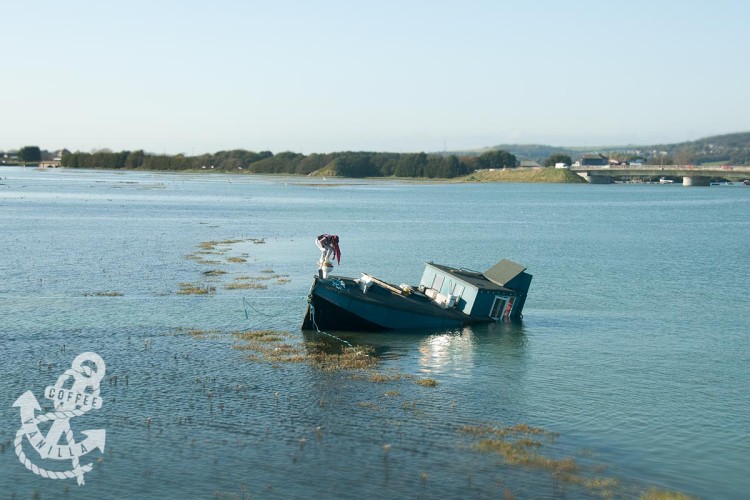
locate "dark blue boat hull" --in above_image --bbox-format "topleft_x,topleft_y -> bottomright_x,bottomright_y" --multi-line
302,275 -> 474,332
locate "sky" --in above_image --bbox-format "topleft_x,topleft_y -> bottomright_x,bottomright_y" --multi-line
2,0 -> 749,155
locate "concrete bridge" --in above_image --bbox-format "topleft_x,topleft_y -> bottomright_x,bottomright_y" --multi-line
571,165 -> 750,186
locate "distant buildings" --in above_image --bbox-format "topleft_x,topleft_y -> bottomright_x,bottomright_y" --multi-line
1,152 -> 19,164
579,153 -> 609,166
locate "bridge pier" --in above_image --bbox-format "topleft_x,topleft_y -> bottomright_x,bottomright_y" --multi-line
682,176 -> 710,187
577,173 -> 612,184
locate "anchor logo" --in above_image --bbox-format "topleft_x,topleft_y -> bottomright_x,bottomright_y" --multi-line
13,352 -> 106,486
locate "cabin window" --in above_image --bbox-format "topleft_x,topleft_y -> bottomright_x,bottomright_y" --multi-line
452,284 -> 464,298
432,275 -> 445,292
490,296 -> 507,320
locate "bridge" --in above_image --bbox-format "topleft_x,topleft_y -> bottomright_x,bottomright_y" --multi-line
571,165 -> 750,186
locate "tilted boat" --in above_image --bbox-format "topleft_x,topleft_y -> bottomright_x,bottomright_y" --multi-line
302,259 -> 532,332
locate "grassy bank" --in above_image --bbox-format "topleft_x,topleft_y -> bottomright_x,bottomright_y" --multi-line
308,166 -> 587,183
462,167 -> 587,183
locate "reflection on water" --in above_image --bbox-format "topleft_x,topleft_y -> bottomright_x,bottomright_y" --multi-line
417,322 -> 529,374
418,331 -> 474,374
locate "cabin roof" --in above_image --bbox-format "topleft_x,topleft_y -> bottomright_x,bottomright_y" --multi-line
426,262 -> 515,293
483,259 -> 527,287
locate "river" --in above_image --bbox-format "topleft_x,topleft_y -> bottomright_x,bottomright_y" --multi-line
1,166 -> 748,498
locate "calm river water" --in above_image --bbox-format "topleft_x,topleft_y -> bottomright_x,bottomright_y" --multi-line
1,166 -> 748,499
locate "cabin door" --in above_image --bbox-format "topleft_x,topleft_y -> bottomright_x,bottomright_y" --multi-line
489,297 -> 508,320
504,297 -> 515,318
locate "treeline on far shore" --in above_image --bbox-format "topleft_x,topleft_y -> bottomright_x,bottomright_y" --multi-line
60,149 -> 519,179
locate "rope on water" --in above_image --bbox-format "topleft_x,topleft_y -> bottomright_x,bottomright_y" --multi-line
240,289 -> 367,356
242,296 -> 277,319
309,303 -> 354,348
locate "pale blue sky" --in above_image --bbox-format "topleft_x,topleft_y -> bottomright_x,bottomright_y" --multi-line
2,0 -> 748,154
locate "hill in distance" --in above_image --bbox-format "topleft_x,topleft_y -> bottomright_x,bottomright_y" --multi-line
456,131 -> 750,165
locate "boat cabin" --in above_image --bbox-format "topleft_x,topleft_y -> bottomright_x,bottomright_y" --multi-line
418,259 -> 532,320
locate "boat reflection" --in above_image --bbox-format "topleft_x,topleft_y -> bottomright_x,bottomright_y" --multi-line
417,321 -> 527,377
418,328 -> 475,375
300,319 -> 527,379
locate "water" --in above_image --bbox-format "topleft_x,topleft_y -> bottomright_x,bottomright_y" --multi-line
1,166 -> 748,498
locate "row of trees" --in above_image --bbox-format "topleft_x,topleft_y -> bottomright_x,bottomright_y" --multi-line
14,131 -> 750,169
543,154 -> 573,167
19,146 -> 42,162
61,149 -> 523,179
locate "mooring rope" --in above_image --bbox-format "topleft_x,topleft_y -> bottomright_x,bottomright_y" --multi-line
309,303 -> 354,348
242,296 -> 277,319
241,289 -> 367,355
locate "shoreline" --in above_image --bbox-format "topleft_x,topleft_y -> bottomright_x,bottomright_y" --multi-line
19,165 -> 587,184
